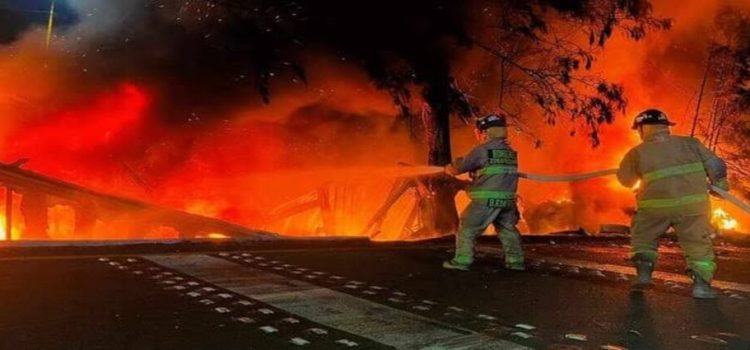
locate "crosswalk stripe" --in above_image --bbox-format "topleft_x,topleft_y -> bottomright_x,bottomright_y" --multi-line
146,254 -> 530,350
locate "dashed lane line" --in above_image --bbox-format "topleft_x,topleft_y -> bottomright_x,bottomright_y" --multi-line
103,257 -> 383,349
146,254 -> 530,350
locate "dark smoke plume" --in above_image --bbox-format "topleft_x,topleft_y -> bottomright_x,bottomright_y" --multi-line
4,1 -> 666,136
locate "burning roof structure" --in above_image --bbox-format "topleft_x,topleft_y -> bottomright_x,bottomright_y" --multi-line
0,160 -> 277,240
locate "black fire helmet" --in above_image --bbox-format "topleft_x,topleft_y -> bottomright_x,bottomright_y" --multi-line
632,109 -> 675,130
476,113 -> 507,131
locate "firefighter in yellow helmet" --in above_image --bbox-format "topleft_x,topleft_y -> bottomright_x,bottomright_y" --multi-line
617,109 -> 729,299
442,113 -> 525,271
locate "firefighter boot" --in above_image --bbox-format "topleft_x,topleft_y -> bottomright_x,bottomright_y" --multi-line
442,259 -> 470,271
691,273 -> 717,299
632,260 -> 654,290
504,261 -> 525,271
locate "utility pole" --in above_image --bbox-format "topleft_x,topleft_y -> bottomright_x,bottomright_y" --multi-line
690,46 -> 716,137
46,0 -> 56,49
690,59 -> 710,137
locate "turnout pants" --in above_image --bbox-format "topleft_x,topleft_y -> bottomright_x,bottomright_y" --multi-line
631,212 -> 716,281
453,201 -> 524,266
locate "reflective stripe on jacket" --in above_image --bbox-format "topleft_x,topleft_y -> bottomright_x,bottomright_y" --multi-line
617,130 -> 728,215
453,138 -> 519,208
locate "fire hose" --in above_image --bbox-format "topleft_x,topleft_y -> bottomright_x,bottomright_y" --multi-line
398,164 -> 750,214
707,186 -> 750,214
518,168 -> 750,215
519,169 -> 618,182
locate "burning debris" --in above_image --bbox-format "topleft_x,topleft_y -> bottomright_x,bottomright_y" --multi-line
523,198 -> 579,234
713,207 -> 739,231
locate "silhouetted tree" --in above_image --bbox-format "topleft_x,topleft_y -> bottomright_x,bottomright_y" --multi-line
180,0 -> 670,233
697,7 -> 750,197
471,1 -> 671,146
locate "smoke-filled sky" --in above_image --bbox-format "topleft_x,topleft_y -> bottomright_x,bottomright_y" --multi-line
0,0 -> 749,236
0,1 -> 75,43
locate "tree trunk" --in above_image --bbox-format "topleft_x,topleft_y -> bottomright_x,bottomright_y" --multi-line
421,102 -> 460,235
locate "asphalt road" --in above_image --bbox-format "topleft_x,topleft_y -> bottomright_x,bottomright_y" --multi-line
0,236 -> 748,350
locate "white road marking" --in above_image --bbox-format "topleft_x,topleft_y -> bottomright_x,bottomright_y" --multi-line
511,332 -> 533,339
514,324 -> 535,331
258,308 -> 275,315
309,327 -> 328,335
290,337 -> 310,346
147,254 -> 529,350
336,339 -> 359,347
565,333 -> 588,342
234,316 -> 254,324
259,326 -> 278,333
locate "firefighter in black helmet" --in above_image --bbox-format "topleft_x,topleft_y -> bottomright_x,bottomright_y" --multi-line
442,113 -> 525,271
617,109 -> 729,299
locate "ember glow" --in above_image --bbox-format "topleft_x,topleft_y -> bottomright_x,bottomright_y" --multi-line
203,232 -> 231,240
713,208 -> 739,231
0,0 -> 748,241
